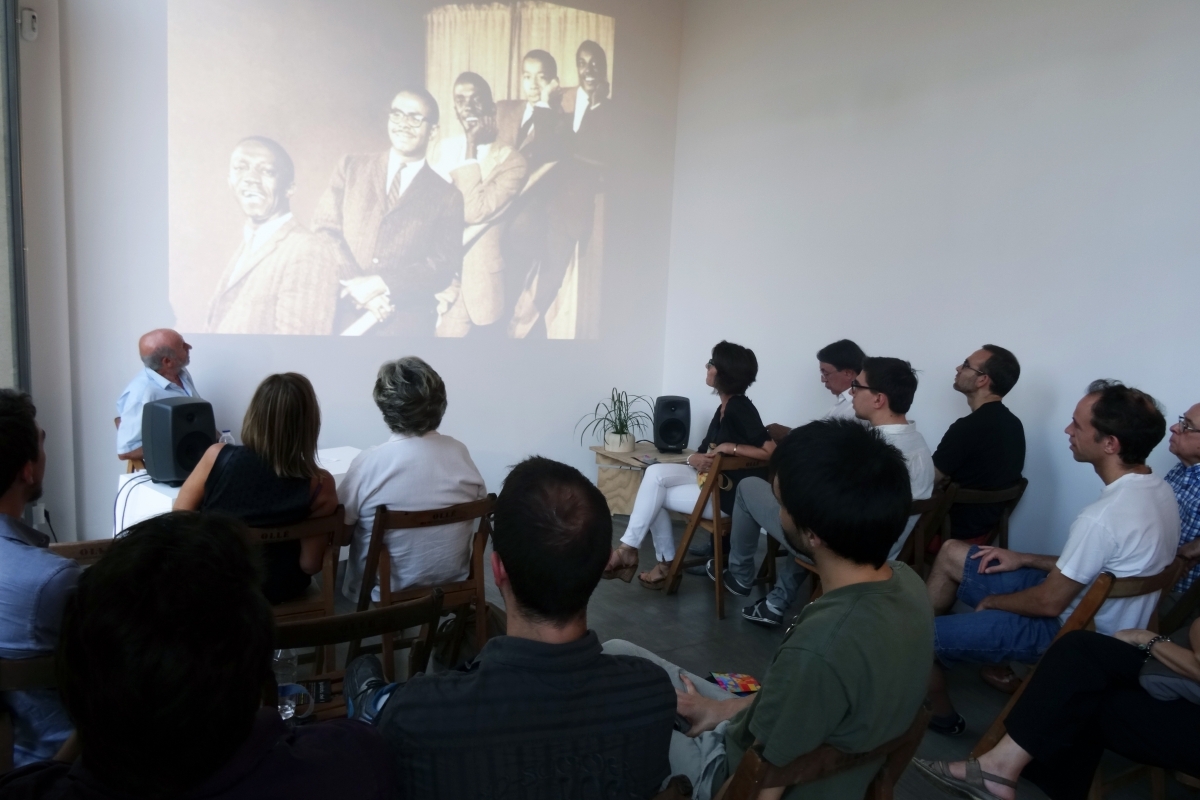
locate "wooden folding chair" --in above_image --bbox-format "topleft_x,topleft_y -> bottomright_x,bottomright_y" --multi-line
248,507 -> 349,672
114,417 -> 145,473
1160,576 -> 1200,635
663,452 -> 768,619
943,477 -> 1028,549
714,701 -> 932,800
355,495 -> 496,681
270,590 -> 444,722
49,539 -> 114,566
0,655 -> 57,774
971,556 -> 1186,759
896,490 -> 955,578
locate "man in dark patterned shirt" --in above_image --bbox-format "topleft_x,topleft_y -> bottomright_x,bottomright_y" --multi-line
346,456 -> 677,799
1166,403 -> 1200,600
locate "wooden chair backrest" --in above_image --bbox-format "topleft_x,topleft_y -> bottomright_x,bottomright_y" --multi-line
898,489 -> 954,576
0,655 -> 58,775
246,506 -> 347,547
49,539 -> 114,566
946,477 -> 1028,548
276,590 -> 444,662
971,556 -> 1186,759
716,701 -> 932,800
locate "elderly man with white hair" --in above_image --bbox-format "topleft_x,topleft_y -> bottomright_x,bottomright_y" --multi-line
115,329 -> 200,463
338,357 -> 486,604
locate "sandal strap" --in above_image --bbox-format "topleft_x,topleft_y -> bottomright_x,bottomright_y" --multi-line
965,759 -> 1019,790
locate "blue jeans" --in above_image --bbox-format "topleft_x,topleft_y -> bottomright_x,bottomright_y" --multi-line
934,546 -> 1061,668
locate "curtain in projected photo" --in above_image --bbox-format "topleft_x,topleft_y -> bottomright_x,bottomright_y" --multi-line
508,2 -> 615,102
425,3 -> 512,147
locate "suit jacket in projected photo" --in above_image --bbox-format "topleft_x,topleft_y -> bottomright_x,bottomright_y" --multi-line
167,0 -> 616,339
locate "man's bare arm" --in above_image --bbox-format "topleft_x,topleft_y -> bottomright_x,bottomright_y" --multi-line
977,568 -> 1083,618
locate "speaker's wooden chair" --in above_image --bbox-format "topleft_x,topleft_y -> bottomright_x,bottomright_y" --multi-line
114,417 -> 145,473
355,495 -> 496,681
713,701 -> 932,800
249,508 -> 349,672
0,655 -> 57,774
941,477 -> 1028,549
269,590 -> 444,722
663,452 -> 768,619
1160,575 -> 1200,635
971,556 -> 1186,759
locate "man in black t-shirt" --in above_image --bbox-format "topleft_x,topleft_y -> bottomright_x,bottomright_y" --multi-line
932,345 -> 1026,542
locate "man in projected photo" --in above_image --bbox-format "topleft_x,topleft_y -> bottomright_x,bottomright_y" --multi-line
312,89 -> 464,336
205,137 -> 339,336
496,49 -> 565,169
560,40 -> 613,160
433,72 -> 528,338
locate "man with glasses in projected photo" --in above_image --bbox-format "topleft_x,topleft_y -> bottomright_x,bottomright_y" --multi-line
205,137 -> 339,336
432,72 -> 528,338
313,88 -> 464,336
1165,403 -> 1200,615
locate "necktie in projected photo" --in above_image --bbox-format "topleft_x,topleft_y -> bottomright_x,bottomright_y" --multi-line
386,163 -> 405,211
516,116 -> 534,149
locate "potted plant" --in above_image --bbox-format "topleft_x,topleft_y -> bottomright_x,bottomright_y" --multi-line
578,388 -> 653,454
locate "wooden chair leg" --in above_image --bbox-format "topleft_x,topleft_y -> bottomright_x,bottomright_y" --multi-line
756,537 -> 779,587
665,515 -> 703,595
1150,766 -> 1165,800
971,667 -> 1034,759
379,557 -> 395,683
475,594 -> 488,651
713,525 -> 725,620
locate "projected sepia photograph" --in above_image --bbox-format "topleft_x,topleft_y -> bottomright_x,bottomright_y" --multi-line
168,0 -> 614,339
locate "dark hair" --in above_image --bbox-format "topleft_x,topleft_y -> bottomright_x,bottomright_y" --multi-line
234,136 -> 295,189
980,344 -> 1020,397
397,87 -> 440,125
709,340 -> 758,396
523,49 -> 558,81
492,457 -> 611,624
816,339 -> 865,373
771,420 -> 911,568
58,512 -> 273,798
453,71 -> 495,107
0,390 -> 38,495
860,356 -> 918,415
1086,379 -> 1166,465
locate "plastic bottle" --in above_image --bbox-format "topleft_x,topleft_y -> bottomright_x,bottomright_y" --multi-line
218,430 -> 235,445
272,649 -> 298,719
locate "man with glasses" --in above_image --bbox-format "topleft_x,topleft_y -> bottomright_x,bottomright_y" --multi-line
931,345 -> 1026,544
313,88 -> 464,336
1166,404 -> 1200,609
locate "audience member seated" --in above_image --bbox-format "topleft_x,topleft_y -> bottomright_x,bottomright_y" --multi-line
0,512 -> 394,799
725,338 -> 867,626
174,372 -> 337,604
604,340 -> 775,588
338,357 -> 486,604
0,390 -> 80,767
604,419 -> 933,800
925,380 -> 1179,735
1166,402 -> 1200,608
932,345 -> 1026,545
915,623 -> 1200,800
343,457 -> 676,799
114,328 -> 199,463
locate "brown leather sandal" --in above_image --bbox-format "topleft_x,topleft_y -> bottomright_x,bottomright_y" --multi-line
912,758 -> 1018,800
602,545 -> 639,582
638,561 -> 670,590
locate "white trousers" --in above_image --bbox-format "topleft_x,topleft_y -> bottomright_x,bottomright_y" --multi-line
620,463 -> 712,562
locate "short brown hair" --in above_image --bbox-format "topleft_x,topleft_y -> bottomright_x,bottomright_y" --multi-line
240,373 -> 321,479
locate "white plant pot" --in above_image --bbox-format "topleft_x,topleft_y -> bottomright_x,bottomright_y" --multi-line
604,432 -> 635,453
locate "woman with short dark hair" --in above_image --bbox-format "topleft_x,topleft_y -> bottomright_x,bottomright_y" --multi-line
338,357 -> 485,604
604,341 -> 775,589
174,372 -> 338,604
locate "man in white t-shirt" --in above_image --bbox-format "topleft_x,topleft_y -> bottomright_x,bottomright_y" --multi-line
719,340 -> 866,624
924,380 -> 1178,735
850,357 -> 935,560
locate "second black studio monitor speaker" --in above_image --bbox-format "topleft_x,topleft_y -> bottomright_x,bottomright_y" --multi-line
653,396 -> 690,453
143,397 -> 217,485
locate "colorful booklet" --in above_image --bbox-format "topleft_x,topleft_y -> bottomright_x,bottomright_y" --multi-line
710,672 -> 761,695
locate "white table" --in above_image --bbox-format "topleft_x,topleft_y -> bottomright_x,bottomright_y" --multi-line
113,446 -> 361,535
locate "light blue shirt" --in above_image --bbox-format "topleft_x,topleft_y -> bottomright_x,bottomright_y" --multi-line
0,513 -> 80,765
115,367 -> 199,454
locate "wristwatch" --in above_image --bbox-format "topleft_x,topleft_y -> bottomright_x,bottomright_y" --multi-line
1138,634 -> 1169,658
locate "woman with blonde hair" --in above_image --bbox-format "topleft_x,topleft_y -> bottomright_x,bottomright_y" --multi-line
175,372 -> 337,603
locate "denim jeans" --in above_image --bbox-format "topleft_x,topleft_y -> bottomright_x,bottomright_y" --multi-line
934,546 -> 1061,668
726,477 -> 806,614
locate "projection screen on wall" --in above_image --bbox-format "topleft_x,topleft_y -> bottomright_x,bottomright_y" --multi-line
168,0 -> 614,339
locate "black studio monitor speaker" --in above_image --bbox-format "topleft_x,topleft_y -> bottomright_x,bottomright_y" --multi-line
653,396 -> 690,453
142,397 -> 217,485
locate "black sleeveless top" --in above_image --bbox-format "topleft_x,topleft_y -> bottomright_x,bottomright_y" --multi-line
201,445 -> 314,604
696,394 -> 771,515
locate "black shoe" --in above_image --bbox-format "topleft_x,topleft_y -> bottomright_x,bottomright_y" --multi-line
688,539 -> 714,558
345,655 -> 388,723
741,598 -> 783,627
705,559 -> 752,596
927,713 -> 967,736
685,562 -> 709,576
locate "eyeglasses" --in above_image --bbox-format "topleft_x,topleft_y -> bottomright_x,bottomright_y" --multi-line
959,358 -> 988,376
850,380 -> 874,394
1178,416 -> 1200,435
706,360 -> 714,368
389,108 -> 428,127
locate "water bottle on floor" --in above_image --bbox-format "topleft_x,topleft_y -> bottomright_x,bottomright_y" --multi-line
218,430 -> 235,445
272,649 -> 298,719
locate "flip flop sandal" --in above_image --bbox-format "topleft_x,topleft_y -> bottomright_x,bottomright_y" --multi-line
911,758 -> 1018,800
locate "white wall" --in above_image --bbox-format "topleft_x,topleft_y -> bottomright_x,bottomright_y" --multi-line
663,0 -> 1200,553
34,0 -> 684,538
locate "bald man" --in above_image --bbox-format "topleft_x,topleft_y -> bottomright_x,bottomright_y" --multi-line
115,329 -> 199,461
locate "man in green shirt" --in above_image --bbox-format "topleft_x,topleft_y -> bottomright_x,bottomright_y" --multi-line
606,419 -> 934,799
